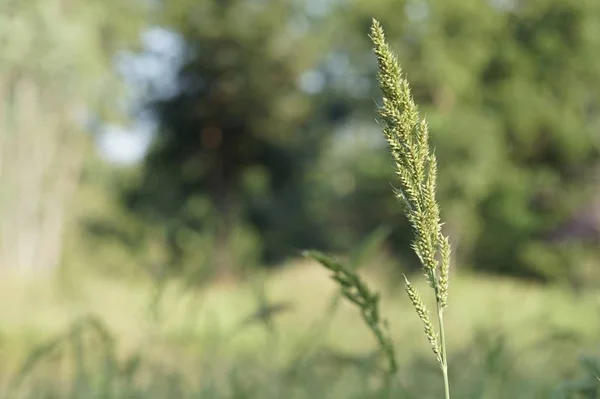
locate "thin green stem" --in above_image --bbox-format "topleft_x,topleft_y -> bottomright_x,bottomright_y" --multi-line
437,303 -> 450,399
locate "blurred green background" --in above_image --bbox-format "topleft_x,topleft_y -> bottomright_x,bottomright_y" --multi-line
1,0 -> 600,397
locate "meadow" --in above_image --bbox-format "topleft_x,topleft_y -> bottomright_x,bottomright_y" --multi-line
0,257 -> 599,398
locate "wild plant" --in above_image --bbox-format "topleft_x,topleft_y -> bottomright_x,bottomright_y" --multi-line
305,18 -> 453,398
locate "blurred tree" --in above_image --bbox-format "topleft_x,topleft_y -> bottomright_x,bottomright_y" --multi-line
317,0 -> 600,281
117,0 -> 600,284
123,0 -> 342,279
0,0 -> 146,274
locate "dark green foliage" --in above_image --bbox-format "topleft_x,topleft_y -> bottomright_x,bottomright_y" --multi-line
98,0 -> 600,283
121,0 -> 341,276
313,0 -> 600,281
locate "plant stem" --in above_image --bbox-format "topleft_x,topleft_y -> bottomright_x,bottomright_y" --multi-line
437,303 -> 451,399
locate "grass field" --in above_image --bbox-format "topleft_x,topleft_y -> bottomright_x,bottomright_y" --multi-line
0,258 -> 599,398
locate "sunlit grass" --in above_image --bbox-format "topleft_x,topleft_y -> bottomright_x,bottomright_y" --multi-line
0,260 -> 598,378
